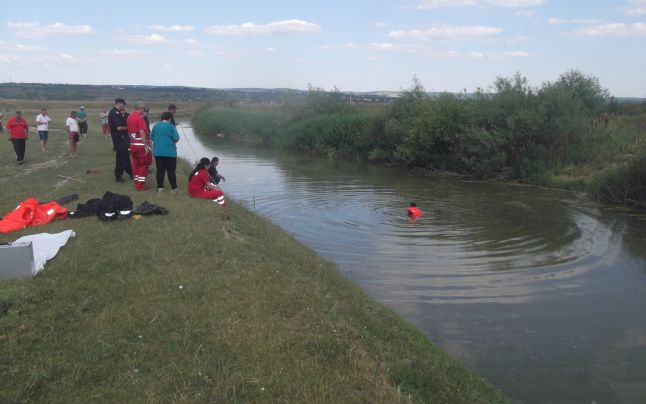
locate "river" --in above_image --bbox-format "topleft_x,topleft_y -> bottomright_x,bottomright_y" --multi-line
177,124 -> 646,403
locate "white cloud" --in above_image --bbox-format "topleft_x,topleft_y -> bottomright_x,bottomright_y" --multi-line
368,42 -> 397,50
388,24 -> 502,40
514,9 -> 536,17
320,42 -> 397,51
466,50 -> 529,59
0,53 -> 94,65
186,50 -> 204,56
8,21 -> 95,39
548,17 -> 600,25
119,33 -> 170,44
204,19 -> 321,36
366,56 -> 380,62
571,22 -> 646,37
265,47 -> 278,52
149,24 -> 194,32
105,49 -> 139,56
414,0 -> 543,9
502,50 -> 529,57
625,0 -> 646,16
0,42 -> 42,51
506,35 -> 530,43
15,44 -> 42,51
571,18 -> 601,24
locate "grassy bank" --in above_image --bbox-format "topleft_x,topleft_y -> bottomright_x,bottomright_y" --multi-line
0,101 -> 507,402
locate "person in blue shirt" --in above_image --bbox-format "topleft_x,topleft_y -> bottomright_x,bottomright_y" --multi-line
77,106 -> 88,138
151,111 -> 180,191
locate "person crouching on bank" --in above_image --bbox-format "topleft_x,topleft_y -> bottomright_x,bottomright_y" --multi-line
188,158 -> 226,207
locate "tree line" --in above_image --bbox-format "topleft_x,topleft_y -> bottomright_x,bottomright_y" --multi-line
193,70 -> 646,208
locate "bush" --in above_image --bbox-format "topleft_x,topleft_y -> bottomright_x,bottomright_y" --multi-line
592,154 -> 646,208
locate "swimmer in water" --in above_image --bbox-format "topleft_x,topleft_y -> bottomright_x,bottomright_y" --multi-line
407,202 -> 423,218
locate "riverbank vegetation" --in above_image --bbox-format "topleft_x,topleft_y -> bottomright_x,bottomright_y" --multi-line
0,101 -> 507,402
193,70 -> 646,208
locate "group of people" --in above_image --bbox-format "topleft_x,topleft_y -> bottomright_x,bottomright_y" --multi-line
107,98 -> 226,207
5,99 -> 227,208
4,106 -> 91,163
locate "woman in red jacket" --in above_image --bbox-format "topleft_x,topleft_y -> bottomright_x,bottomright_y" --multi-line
6,110 -> 29,164
188,158 -> 226,207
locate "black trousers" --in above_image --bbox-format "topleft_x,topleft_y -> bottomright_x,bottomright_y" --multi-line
155,156 -> 177,189
114,138 -> 133,179
11,138 -> 26,162
79,121 -> 88,135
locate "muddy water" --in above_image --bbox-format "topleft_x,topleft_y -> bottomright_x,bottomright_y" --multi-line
178,125 -> 646,403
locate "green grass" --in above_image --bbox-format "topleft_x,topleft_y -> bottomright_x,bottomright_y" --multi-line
0,101 -> 508,403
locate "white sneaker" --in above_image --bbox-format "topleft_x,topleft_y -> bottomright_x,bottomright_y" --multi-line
158,188 -> 164,192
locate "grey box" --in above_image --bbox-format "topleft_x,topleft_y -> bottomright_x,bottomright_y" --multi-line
0,242 -> 36,281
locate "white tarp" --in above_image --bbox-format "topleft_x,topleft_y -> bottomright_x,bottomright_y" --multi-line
14,230 -> 75,275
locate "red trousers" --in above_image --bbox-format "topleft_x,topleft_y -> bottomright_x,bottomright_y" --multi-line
193,189 -> 226,207
130,147 -> 152,190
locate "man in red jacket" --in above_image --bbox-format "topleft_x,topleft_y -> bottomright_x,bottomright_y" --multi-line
127,101 -> 152,190
6,111 -> 30,164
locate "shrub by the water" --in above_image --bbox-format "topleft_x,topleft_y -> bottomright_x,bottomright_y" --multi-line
193,70 -> 646,207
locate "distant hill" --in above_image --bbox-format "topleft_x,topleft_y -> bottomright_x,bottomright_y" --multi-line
0,83 -> 396,104
1,83 -> 642,104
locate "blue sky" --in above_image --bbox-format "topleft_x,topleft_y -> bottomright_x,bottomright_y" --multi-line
0,0 -> 644,96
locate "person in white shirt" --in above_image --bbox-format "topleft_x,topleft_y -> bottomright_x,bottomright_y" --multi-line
65,111 -> 80,157
100,109 -> 110,139
36,108 -> 52,152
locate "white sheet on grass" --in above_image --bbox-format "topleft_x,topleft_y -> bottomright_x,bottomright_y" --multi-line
14,230 -> 75,275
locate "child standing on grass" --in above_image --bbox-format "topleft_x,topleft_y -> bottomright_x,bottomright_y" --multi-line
65,111 -> 80,157
36,108 -> 52,152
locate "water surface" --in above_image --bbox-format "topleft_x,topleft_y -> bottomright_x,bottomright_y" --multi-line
178,125 -> 646,403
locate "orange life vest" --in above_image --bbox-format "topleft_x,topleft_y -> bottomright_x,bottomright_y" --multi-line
0,198 -> 68,234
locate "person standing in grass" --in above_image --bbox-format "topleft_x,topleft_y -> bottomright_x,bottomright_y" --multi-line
35,108 -> 52,152
151,111 -> 180,192
127,101 -> 152,190
143,106 -> 151,132
65,111 -> 80,157
100,109 -> 110,139
0,112 -> 4,133
6,110 -> 29,164
188,158 -> 226,207
108,98 -> 133,183
77,106 -> 88,138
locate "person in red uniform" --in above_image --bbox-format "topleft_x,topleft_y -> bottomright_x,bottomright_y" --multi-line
188,158 -> 226,207
407,202 -> 422,218
6,110 -> 30,164
127,101 -> 152,190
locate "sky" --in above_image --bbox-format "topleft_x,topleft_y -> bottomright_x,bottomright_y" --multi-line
0,0 -> 644,97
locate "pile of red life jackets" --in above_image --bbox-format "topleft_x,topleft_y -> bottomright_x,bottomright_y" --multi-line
0,198 -> 68,234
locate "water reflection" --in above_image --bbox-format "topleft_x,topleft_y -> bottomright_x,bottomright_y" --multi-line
177,125 -> 646,403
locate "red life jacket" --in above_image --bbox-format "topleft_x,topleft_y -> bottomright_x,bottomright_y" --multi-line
0,198 -> 68,234
407,207 -> 422,218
